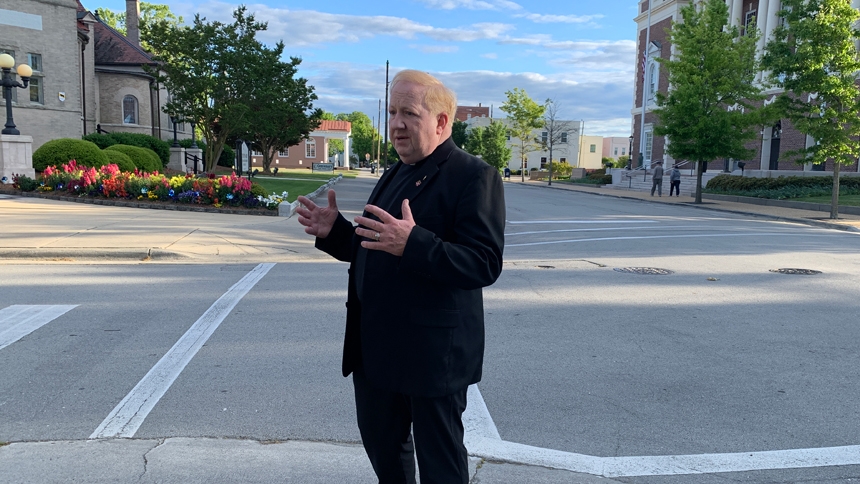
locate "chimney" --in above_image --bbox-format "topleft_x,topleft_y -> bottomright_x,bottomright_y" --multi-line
126,0 -> 140,47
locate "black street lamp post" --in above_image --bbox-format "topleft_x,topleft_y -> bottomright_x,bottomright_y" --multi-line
190,121 -> 198,148
170,116 -> 179,147
0,54 -> 32,136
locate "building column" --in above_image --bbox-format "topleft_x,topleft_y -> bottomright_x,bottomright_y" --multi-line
730,0 -> 744,28
755,0 -> 771,82
343,135 -> 351,169
765,0 -> 780,42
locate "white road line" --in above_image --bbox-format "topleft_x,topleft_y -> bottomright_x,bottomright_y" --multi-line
466,436 -> 860,477
463,384 -> 501,440
465,385 -> 860,477
506,225 -> 730,236
507,220 -> 658,225
506,232 -> 832,247
0,305 -> 78,351
90,263 -> 275,439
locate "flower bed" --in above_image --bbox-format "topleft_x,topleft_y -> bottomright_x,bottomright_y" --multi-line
9,161 -> 287,211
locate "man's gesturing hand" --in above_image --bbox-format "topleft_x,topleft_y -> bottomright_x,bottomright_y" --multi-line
296,190 -> 339,239
354,199 -> 416,257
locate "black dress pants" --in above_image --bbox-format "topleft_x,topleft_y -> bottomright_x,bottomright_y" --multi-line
353,368 -> 469,484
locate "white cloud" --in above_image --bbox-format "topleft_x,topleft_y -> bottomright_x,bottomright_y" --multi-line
497,34 -> 554,46
481,53 -> 499,59
415,0 -> 523,10
517,13 -> 604,24
179,1 -> 514,46
410,44 -> 460,53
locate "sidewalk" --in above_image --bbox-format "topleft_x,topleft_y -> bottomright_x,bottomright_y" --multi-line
512,178 -> 860,233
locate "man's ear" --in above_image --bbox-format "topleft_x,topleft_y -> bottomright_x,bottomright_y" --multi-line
436,112 -> 450,134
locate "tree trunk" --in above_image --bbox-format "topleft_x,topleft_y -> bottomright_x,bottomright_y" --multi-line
548,144 -> 553,186
695,159 -> 704,204
831,161 -> 841,219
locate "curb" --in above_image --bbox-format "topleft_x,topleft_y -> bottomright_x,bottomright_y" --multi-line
0,189 -> 278,216
0,248 -> 189,261
519,181 -> 860,234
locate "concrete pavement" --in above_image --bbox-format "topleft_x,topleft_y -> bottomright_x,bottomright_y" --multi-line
2,169 -> 857,482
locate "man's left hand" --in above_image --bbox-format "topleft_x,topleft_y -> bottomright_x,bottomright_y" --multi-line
354,199 -> 416,257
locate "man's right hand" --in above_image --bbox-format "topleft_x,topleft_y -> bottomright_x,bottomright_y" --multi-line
296,190 -> 339,239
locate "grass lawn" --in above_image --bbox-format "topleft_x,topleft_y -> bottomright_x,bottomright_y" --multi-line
214,166 -> 358,180
793,194 -> 860,206
252,178 -> 328,202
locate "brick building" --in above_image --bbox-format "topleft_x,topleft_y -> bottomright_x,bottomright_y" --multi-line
249,120 -> 352,170
631,0 -> 859,175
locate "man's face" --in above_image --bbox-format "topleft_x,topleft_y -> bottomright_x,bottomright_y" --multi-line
388,81 -> 444,165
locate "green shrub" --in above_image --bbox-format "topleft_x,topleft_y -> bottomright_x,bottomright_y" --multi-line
13,173 -> 40,191
105,145 -> 161,173
106,132 -> 170,168
250,182 -> 269,198
33,139 -> 109,171
705,174 -> 860,199
102,149 -> 136,172
82,133 -> 117,150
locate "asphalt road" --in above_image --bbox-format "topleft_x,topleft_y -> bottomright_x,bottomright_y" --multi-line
2,177 -> 860,483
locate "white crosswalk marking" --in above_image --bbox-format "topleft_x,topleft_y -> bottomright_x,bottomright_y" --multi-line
90,263 -> 275,439
0,305 -> 78,351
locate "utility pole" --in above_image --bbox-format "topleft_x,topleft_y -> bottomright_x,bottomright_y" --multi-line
383,60 -> 390,172
376,99 -> 382,166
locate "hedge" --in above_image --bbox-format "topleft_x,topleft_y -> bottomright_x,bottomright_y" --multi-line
83,132 -> 170,168
33,139 -> 109,171
105,145 -> 162,173
102,149 -> 136,173
705,174 -> 860,199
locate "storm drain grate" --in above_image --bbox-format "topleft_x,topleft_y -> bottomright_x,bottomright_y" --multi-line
613,267 -> 674,275
770,268 -> 822,275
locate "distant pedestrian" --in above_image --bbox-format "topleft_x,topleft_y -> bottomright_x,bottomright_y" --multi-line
650,161 -> 664,197
669,165 -> 681,197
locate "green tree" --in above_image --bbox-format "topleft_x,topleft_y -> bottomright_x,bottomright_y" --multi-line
464,125 -> 486,157
540,99 -> 575,186
500,88 -> 545,182
652,0 -> 766,203
452,119 -> 469,148
95,3 -> 183,53
481,120 -> 512,172
762,0 -> 860,219
146,7 -> 269,172
243,53 -> 323,174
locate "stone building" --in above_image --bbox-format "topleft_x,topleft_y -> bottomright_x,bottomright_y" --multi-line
0,0 -> 189,152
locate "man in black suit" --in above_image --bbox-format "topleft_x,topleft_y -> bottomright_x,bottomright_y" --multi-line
296,70 -> 505,484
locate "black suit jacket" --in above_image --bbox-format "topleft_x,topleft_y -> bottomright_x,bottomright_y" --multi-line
316,137 -> 506,397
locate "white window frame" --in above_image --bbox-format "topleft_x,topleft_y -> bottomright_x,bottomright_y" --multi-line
278,148 -> 289,157
561,132 -> 568,143
645,130 -> 654,165
26,53 -> 43,104
305,139 -> 316,158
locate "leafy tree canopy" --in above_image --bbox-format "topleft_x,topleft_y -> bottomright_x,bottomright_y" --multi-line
652,0 -> 767,202
762,0 -> 860,217
95,2 -> 183,53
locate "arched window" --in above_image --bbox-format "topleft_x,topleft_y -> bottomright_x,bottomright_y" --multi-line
123,95 -> 138,124
305,138 -> 316,158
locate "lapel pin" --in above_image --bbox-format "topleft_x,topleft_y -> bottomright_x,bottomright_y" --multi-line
415,175 -> 427,187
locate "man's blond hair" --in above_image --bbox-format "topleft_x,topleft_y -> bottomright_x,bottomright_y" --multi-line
391,70 -> 457,122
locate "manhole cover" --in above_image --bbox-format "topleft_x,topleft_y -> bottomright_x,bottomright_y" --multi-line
769,268 -> 822,275
536,265 -> 555,269
613,267 -> 674,275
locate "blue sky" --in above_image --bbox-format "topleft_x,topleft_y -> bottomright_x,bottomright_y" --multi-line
91,0 -> 640,136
